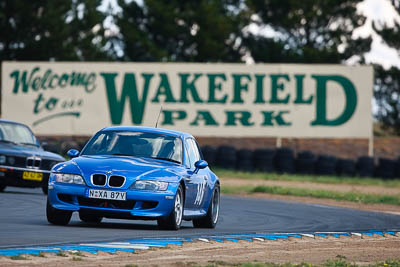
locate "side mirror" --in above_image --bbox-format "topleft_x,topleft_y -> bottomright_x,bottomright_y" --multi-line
194,160 -> 208,173
67,149 -> 80,158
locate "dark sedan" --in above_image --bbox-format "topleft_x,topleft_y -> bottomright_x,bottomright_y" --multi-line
0,119 -> 65,194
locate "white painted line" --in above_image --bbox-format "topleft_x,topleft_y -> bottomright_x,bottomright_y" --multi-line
351,233 -> 362,237
79,243 -> 150,250
301,234 -> 314,238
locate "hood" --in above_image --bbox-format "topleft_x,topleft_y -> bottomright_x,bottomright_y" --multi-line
0,143 -> 64,161
54,155 -> 185,189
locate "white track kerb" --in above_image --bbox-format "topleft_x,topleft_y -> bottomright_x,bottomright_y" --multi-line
0,230 -> 399,257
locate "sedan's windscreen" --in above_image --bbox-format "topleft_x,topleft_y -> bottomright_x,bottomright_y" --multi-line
0,122 -> 37,146
81,131 -> 183,164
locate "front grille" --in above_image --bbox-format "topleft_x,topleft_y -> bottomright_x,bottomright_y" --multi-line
77,197 -> 135,210
26,157 -> 41,169
92,174 -> 106,186
15,156 -> 26,167
34,160 -> 41,168
109,175 -> 125,187
41,160 -> 58,170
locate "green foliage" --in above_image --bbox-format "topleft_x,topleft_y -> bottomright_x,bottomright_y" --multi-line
244,0 -> 371,63
9,255 -> 28,260
0,0 -> 109,61
114,0 -> 247,62
374,65 -> 400,135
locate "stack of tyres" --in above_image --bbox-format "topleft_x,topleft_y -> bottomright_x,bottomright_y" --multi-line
216,146 -> 237,169
396,157 -> 400,178
375,158 -> 396,179
336,158 -> 356,177
60,140 -> 80,155
295,151 -> 316,174
356,156 -> 374,177
201,146 -> 217,167
236,149 -> 254,171
275,147 -> 295,173
78,139 -> 90,151
253,149 -> 276,172
315,154 -> 338,175
42,142 -> 61,154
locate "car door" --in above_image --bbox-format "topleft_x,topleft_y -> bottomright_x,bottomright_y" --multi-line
184,138 -> 208,210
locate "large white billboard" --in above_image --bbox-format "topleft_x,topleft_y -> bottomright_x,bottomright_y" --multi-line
1,62 -> 373,137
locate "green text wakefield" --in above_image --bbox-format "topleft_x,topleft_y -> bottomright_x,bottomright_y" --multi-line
10,68 -> 357,127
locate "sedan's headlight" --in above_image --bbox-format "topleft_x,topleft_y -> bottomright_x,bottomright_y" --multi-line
0,155 -> 5,164
55,173 -> 85,185
131,180 -> 168,191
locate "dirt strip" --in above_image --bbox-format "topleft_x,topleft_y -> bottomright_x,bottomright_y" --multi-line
1,235 -> 400,266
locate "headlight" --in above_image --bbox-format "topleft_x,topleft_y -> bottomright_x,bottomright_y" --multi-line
131,180 -> 168,191
0,155 -> 5,164
54,173 -> 85,185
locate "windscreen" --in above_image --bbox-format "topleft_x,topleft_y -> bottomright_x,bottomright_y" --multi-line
82,131 -> 182,164
0,121 -> 37,146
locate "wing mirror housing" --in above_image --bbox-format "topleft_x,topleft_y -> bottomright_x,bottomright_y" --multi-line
194,160 -> 208,174
67,149 -> 80,158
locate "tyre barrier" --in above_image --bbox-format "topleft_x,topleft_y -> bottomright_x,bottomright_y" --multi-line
336,158 -> 356,177
315,154 -> 338,175
375,157 -> 396,179
253,148 -> 276,172
216,145 -> 237,169
295,151 -> 316,174
236,149 -> 254,171
357,156 -> 375,177
275,147 -> 295,173
201,146 -> 217,166
42,142 -> 61,154
60,140 -> 80,155
396,157 -> 400,178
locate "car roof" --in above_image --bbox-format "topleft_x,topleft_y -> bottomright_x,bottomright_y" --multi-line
0,119 -> 29,127
101,126 -> 193,139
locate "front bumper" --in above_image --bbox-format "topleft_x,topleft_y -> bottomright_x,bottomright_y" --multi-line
0,165 -> 50,187
48,182 -> 178,219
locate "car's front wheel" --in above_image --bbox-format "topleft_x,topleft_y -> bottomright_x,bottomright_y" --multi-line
193,185 -> 220,228
46,199 -> 72,225
79,212 -> 102,224
158,185 -> 184,230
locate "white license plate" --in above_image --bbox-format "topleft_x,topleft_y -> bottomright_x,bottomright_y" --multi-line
87,189 -> 126,201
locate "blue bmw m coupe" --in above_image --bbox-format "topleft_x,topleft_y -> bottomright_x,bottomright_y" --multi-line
47,126 -> 220,230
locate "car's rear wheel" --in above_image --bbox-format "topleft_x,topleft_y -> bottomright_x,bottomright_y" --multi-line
79,212 -> 103,224
158,185 -> 183,230
0,184 -> 6,192
193,185 -> 220,228
46,199 -> 72,225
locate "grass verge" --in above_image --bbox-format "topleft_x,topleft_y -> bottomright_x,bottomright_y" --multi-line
213,168 -> 400,187
221,185 -> 400,206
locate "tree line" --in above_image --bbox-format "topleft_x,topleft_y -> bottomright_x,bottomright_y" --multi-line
0,0 -> 399,134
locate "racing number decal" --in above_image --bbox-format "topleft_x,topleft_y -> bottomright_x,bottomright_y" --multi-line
194,178 -> 207,205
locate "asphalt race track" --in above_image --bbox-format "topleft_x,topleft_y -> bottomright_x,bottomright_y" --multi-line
1,187 -> 400,248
